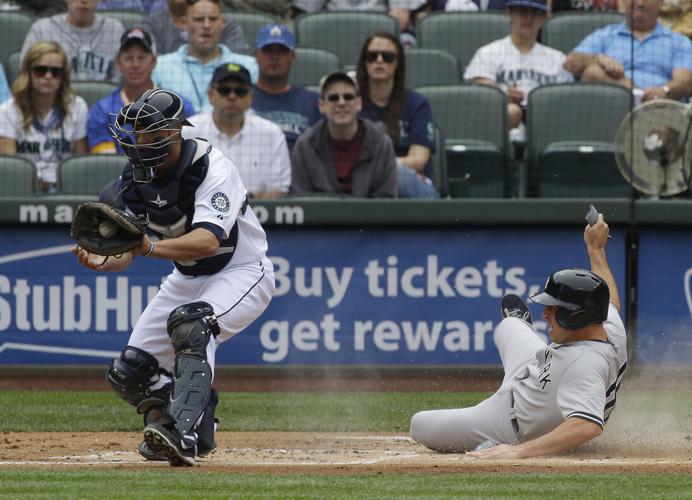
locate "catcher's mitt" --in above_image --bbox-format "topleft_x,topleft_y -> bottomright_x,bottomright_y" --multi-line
71,202 -> 146,256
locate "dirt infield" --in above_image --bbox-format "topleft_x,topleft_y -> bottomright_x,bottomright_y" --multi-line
1,431 -> 690,474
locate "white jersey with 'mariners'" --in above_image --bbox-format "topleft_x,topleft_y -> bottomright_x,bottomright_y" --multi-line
512,304 -> 627,441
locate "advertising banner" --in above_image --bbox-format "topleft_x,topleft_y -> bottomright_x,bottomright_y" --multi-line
0,226 -> 626,366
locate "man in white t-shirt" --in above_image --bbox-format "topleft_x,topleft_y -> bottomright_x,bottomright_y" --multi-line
464,0 -> 572,134
183,63 -> 290,198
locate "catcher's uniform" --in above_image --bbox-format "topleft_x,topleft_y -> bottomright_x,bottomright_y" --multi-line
112,137 -> 275,387
410,304 -> 627,451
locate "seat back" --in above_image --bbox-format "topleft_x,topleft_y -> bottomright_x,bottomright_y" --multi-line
227,11 -> 277,49
542,12 -> 624,54
430,124 -> 448,197
72,81 -> 119,108
418,12 -> 510,74
100,10 -> 144,31
0,155 -> 36,196
295,11 -> 399,69
6,51 -> 21,87
405,48 -> 459,88
290,48 -> 340,87
0,11 -> 34,68
58,155 -> 127,195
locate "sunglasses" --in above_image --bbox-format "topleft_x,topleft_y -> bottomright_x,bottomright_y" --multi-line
325,93 -> 357,103
366,50 -> 396,64
32,65 -> 64,78
215,86 -> 250,97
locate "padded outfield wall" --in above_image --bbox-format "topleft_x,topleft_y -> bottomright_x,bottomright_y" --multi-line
0,198 -> 690,367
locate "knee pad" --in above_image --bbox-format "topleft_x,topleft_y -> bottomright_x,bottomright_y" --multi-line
167,301 -> 220,359
106,346 -> 168,412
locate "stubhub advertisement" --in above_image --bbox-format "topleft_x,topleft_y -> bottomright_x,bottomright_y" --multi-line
0,225 -> 634,366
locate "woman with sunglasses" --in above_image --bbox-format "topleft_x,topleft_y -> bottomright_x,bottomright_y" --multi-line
356,31 -> 437,199
0,41 -> 87,193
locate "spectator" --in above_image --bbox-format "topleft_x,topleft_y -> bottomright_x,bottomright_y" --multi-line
660,0 -> 692,37
0,41 -> 87,193
0,66 -> 11,104
138,0 -> 250,56
96,0 -> 168,12
357,31 -> 437,198
20,1 -> 67,17
550,0 -> 620,13
291,71 -> 397,198
251,23 -> 320,152
152,0 -> 258,112
20,0 -> 124,83
87,28 -> 195,154
564,0 -> 692,102
182,63 -> 291,198
464,0 -> 572,134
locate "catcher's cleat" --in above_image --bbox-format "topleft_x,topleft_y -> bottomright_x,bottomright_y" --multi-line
139,439 -> 216,461
143,423 -> 196,467
501,294 -> 533,325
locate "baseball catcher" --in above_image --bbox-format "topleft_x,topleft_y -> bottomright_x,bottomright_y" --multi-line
410,210 -> 626,458
72,88 -> 275,466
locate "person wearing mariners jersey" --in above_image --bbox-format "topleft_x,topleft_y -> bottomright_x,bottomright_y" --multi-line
73,88 -> 275,466
411,213 -> 627,458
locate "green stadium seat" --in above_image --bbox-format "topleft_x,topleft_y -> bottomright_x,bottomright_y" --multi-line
430,124 -> 448,198
6,51 -> 21,87
289,48 -> 340,88
72,81 -> 119,108
405,48 -> 459,88
295,11 -> 399,69
100,10 -> 145,31
418,84 -> 510,198
417,12 -> 510,77
542,12 -> 625,55
0,155 -> 36,196
0,11 -> 34,69
58,155 -> 127,196
226,11 -> 277,49
525,82 -> 633,198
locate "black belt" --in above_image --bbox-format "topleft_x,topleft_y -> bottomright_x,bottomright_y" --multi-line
510,390 -> 521,438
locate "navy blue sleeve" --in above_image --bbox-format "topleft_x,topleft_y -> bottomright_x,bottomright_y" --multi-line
192,221 -> 224,242
404,90 -> 436,152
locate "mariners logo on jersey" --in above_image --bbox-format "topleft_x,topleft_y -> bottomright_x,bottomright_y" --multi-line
211,192 -> 230,213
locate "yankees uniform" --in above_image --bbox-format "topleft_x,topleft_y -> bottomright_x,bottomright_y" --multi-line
411,274 -> 627,452
101,89 -> 275,466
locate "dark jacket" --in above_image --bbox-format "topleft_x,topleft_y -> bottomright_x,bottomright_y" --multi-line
290,118 -> 397,198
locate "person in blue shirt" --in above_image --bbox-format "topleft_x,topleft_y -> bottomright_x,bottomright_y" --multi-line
251,23 -> 320,152
97,0 -> 168,13
356,31 -> 437,198
88,27 -> 195,154
152,0 -> 258,112
0,65 -> 11,104
564,0 -> 692,102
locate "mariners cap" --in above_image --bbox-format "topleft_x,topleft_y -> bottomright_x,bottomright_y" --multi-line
211,63 -> 252,86
256,23 -> 295,50
320,70 -> 359,96
506,0 -> 548,11
119,27 -> 156,55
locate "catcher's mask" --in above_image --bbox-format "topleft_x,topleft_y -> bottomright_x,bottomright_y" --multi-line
529,268 -> 609,330
110,89 -> 191,183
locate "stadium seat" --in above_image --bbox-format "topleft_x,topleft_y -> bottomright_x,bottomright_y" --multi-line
290,48 -> 340,87
100,10 -> 145,31
226,11 -> 277,49
6,51 -> 21,87
0,155 -> 36,196
417,12 -> 510,77
58,155 -> 127,196
418,84 -> 510,198
0,11 -> 34,69
525,82 -> 633,198
405,48 -> 459,88
429,124 -> 448,198
295,11 -> 399,69
542,12 -> 624,55
72,81 -> 119,108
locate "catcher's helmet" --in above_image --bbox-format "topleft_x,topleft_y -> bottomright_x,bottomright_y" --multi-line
529,269 -> 609,330
110,89 -> 191,183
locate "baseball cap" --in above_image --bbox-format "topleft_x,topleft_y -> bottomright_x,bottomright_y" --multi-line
211,63 -> 252,86
256,23 -> 295,50
119,27 -> 156,55
505,0 -> 548,11
320,70 -> 359,96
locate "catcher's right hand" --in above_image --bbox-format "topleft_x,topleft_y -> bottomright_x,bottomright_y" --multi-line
71,202 -> 146,256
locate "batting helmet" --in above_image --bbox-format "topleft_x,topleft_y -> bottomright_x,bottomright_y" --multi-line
109,89 -> 191,183
529,268 -> 609,330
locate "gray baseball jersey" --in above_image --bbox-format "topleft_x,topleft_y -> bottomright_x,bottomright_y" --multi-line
20,14 -> 124,83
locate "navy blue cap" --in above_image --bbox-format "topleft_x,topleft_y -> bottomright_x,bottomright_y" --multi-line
256,24 -> 295,50
506,0 -> 548,11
